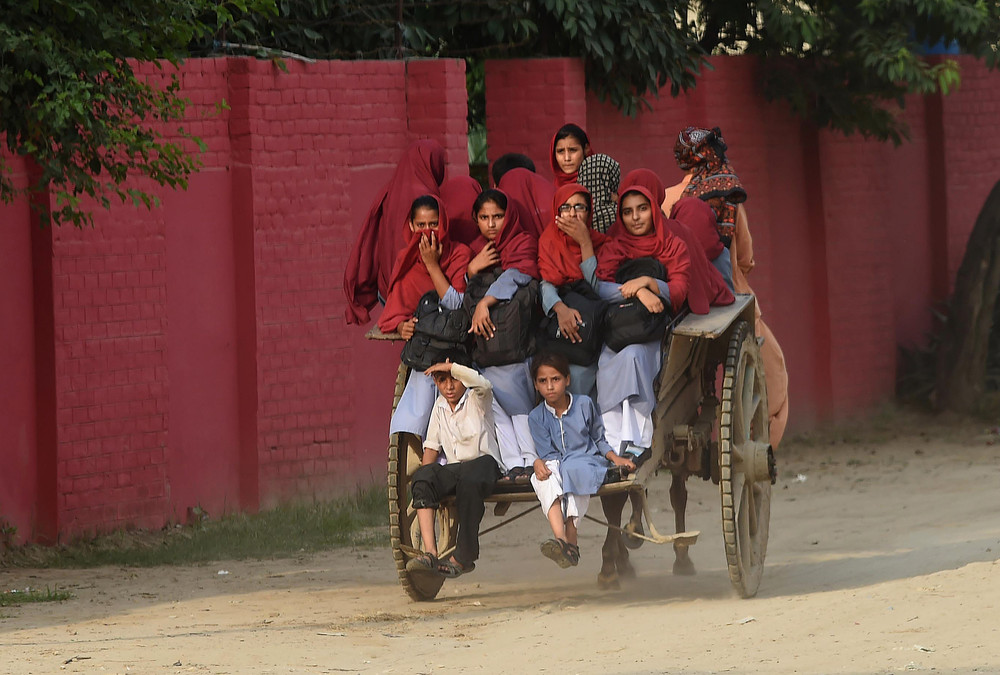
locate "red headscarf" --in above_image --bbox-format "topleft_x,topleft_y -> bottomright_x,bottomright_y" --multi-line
618,170 -> 733,314
440,176 -> 482,246
344,140 -> 446,325
670,197 -> 725,261
377,196 -> 472,333
497,167 -> 554,239
596,184 -> 691,314
469,191 -> 540,279
538,184 -> 607,287
549,126 -> 589,189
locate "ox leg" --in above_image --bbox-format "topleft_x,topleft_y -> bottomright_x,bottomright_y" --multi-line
598,493 -> 628,590
670,473 -> 696,575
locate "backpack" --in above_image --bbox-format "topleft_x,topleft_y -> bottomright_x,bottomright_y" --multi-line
538,280 -> 607,366
463,268 -> 540,367
400,291 -> 471,371
604,257 -> 671,351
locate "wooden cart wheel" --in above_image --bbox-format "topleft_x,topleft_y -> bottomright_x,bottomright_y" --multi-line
387,363 -> 458,601
719,320 -> 775,598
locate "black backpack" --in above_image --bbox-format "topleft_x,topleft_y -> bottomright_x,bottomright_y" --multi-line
400,291 -> 472,371
463,268 -> 540,367
538,280 -> 607,366
604,257 -> 671,352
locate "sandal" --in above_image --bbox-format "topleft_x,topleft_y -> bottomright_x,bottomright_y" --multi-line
498,466 -> 523,483
437,558 -> 475,578
540,538 -> 579,569
405,552 -> 439,573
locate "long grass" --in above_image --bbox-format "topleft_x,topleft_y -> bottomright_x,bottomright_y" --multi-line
0,586 -> 73,606
2,487 -> 387,569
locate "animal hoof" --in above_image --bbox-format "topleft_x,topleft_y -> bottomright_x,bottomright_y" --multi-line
623,520 -> 645,550
616,557 -> 637,580
597,571 -> 620,590
672,557 -> 697,576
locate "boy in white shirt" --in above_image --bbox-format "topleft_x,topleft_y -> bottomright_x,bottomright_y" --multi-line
406,357 -> 505,578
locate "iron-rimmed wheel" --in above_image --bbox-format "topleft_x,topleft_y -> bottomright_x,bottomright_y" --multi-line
387,363 -> 457,601
719,320 -> 773,598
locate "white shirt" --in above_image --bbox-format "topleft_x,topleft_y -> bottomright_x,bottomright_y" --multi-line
424,364 -> 504,470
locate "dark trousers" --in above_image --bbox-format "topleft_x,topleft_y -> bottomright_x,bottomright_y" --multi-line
410,455 -> 501,567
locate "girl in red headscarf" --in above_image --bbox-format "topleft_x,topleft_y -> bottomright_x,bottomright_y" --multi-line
620,169 -> 735,314
592,184 -> 691,459
497,167 -> 554,240
537,183 -> 607,397
440,175 -> 483,246
549,123 -> 591,189
466,189 -> 541,481
344,140 -> 446,325
383,195 -> 473,440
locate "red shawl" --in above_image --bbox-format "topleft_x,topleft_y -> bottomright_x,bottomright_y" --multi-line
549,129 -> 588,189
377,195 -> 472,333
469,191 -> 540,279
596,184 -> 691,314
670,197 -> 726,261
497,167 -> 554,239
343,139 -> 446,325
440,176 -> 482,246
619,170 -> 733,314
538,184 -> 607,287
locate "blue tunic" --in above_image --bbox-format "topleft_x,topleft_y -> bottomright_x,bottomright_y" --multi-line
528,394 -> 613,496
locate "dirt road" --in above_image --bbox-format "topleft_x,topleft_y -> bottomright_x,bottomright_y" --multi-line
3,416 -> 999,674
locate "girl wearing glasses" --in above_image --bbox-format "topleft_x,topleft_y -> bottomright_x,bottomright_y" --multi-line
537,184 -> 607,397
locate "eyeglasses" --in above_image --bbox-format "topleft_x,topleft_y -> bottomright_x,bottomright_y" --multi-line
558,203 -> 589,215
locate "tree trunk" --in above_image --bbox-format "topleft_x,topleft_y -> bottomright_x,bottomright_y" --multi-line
935,180 -> 1000,412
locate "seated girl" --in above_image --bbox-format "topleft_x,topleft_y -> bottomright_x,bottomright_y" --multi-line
380,195 -> 472,440
537,183 -> 607,397
670,196 -> 735,293
550,123 -> 591,188
622,169 -> 735,311
529,352 -> 634,568
593,184 -> 691,458
466,189 -> 541,481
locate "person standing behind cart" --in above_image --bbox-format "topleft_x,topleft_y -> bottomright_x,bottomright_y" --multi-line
465,189 -> 541,483
380,195 -> 471,441
406,357 -> 504,579
529,352 -> 634,568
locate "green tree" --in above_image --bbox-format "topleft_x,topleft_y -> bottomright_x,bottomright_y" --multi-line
0,0 -> 275,227
242,0 -> 1000,142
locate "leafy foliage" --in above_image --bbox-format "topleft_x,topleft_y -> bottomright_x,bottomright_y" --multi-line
242,0 -> 999,142
0,0 -> 275,227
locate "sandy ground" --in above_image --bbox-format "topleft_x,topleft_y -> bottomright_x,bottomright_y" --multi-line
3,417 -> 1000,675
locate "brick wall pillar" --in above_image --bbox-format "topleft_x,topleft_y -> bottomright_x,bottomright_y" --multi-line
406,59 -> 469,176
485,58 -> 587,181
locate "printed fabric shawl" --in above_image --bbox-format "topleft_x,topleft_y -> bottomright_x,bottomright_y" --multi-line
497,167 -> 554,240
537,184 -> 607,287
469,191 -> 540,279
577,153 -> 621,235
596,183 -> 691,314
343,139 -> 446,325
674,126 -> 747,240
376,195 -> 471,334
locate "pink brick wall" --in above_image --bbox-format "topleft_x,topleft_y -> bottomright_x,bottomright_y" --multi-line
486,55 -> 1000,426
1,57 -> 470,540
